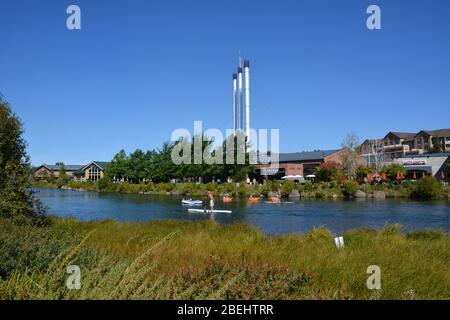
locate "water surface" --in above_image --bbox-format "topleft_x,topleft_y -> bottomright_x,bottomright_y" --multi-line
35,187 -> 450,235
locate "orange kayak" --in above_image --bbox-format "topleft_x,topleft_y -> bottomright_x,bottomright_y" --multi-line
248,197 -> 260,203
223,197 -> 233,203
270,197 -> 281,203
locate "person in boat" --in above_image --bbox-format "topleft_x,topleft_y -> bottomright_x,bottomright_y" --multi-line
223,193 -> 232,202
270,192 -> 281,202
207,191 -> 214,211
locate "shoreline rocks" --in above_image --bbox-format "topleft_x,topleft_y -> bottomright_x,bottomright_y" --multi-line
355,190 -> 366,198
289,190 -> 300,199
372,191 -> 386,199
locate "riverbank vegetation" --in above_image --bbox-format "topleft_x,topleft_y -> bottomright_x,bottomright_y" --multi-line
34,176 -> 450,201
1,217 -> 449,299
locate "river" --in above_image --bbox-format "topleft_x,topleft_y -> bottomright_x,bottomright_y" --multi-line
34,187 -> 450,235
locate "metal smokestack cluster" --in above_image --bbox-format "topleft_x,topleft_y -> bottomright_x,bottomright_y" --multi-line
233,59 -> 250,136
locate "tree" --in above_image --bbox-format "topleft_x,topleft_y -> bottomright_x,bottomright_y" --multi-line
380,163 -> 406,181
355,165 -> 373,181
220,133 -> 255,182
128,149 -> 149,182
106,149 -> 128,181
0,98 -> 46,224
315,161 -> 340,182
57,163 -> 69,186
430,139 -> 444,154
340,132 -> 360,179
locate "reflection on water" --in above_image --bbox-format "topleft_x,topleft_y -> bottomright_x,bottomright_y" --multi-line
34,187 -> 450,235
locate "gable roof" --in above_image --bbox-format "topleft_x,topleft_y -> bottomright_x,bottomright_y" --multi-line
81,161 -> 110,171
360,139 -> 381,145
416,128 -> 450,138
383,131 -> 416,141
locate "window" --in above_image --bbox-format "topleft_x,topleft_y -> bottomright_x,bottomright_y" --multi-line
87,165 -> 101,181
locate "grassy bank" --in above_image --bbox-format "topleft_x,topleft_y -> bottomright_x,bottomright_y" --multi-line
1,217 -> 449,299
33,179 -> 450,200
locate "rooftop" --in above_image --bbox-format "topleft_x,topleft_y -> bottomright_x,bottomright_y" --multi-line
276,149 -> 342,163
41,164 -> 83,171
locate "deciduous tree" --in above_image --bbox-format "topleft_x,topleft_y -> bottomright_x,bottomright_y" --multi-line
0,97 -> 46,224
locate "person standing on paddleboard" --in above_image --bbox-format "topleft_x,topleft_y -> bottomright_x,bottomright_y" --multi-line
207,191 -> 214,211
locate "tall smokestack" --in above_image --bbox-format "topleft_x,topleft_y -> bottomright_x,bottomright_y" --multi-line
243,60 -> 250,137
237,66 -> 243,131
232,73 -> 237,133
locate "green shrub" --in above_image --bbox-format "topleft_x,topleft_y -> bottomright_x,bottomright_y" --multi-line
303,181 -> 313,192
410,176 -> 442,200
342,181 -> 359,198
314,191 -> 325,199
97,178 -> 111,191
0,219 -> 77,278
220,183 -> 237,195
261,181 -> 277,196
306,227 -> 333,241
280,181 -> 295,197
205,182 -> 216,192
237,184 -> 249,196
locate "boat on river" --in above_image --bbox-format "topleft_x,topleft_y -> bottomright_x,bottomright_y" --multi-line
181,199 -> 203,205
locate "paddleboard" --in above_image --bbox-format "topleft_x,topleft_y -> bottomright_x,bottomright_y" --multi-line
264,201 -> 295,204
188,209 -> 232,214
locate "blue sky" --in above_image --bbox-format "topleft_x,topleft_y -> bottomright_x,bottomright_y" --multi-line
1,0 -> 450,165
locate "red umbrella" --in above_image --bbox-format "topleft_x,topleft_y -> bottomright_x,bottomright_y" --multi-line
412,172 -> 417,180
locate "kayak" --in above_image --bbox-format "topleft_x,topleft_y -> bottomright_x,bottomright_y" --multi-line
181,199 -> 203,205
248,197 -> 260,203
223,197 -> 233,203
188,209 -> 232,214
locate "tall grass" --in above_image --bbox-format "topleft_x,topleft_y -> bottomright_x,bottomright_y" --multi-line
1,217 -> 449,299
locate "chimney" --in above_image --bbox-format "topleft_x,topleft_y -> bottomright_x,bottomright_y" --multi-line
237,66 -> 243,131
232,73 -> 237,133
243,60 -> 250,137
